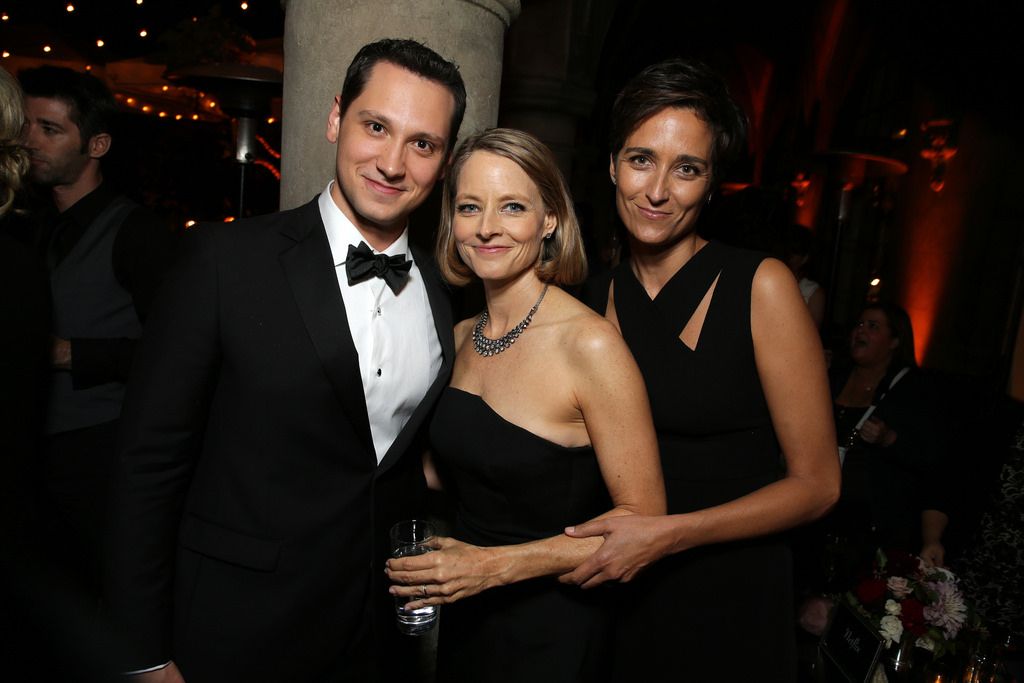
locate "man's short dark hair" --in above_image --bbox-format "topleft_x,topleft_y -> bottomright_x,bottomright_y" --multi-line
610,58 -> 748,187
19,66 -> 117,149
339,39 -> 467,153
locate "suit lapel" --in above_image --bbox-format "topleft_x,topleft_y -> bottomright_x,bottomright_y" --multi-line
415,243 -> 456,369
278,200 -> 374,457
377,244 -> 454,474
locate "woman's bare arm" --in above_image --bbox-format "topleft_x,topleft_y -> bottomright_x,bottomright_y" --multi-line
562,259 -> 840,588
387,312 -> 665,606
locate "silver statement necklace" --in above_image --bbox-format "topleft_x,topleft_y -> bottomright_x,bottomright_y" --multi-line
472,284 -> 549,357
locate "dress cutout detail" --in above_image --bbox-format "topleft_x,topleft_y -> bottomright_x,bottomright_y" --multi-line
679,272 -> 719,351
429,388 -> 612,683
595,240 -> 796,682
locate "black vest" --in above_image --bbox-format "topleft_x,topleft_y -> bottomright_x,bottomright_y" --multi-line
47,196 -> 141,434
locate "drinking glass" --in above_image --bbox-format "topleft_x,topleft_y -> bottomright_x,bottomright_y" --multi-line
389,519 -> 439,635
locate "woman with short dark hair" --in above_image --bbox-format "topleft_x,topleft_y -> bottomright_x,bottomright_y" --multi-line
565,58 -> 840,681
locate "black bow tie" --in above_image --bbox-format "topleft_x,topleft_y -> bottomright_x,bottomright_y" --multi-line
344,241 -> 412,294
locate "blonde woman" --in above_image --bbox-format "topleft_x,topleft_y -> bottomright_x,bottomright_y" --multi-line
1,66 -> 29,215
1,66 -> 49,546
386,128 -> 665,682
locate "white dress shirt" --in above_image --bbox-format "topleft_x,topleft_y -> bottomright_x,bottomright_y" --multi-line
318,183 -> 443,464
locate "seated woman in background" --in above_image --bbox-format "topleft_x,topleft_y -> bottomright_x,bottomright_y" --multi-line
830,302 -> 948,568
386,128 -> 665,682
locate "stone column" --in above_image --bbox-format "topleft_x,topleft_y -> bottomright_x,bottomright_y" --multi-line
280,0 -> 520,209
497,0 -> 614,178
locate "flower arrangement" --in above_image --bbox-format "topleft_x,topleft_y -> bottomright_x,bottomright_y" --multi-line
847,549 -> 972,659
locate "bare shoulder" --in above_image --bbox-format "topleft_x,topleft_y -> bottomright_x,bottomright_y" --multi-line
751,257 -> 806,317
750,256 -> 819,347
752,257 -> 801,299
544,289 -> 632,369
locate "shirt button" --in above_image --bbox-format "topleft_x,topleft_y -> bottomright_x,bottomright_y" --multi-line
377,368 -> 382,377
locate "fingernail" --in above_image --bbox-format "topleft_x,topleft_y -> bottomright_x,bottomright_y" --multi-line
565,526 -> 574,533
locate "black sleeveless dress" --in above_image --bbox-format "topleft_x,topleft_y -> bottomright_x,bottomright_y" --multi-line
429,387 -> 613,683
588,241 -> 796,681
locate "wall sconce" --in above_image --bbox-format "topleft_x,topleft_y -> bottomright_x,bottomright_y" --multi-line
920,118 -> 958,192
790,171 -> 811,207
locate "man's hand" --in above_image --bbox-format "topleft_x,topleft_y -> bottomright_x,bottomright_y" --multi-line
135,662 -> 185,683
51,336 -> 71,370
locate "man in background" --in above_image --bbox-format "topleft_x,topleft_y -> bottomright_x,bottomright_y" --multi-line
20,65 -> 178,605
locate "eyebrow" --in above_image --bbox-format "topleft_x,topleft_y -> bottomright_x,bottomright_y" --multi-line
34,116 -> 66,131
623,146 -> 709,166
359,109 -> 446,147
455,192 -> 533,204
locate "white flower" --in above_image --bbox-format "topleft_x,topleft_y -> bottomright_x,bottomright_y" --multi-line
885,599 -> 902,615
916,636 -> 936,652
880,615 -> 904,645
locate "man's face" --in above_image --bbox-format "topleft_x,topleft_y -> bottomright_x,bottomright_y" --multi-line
21,96 -> 91,188
326,61 -> 456,238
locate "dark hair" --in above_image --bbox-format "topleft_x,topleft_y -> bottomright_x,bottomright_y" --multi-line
861,302 -> 917,369
339,39 -> 466,154
18,66 -> 117,149
437,128 -> 586,287
609,58 -> 748,186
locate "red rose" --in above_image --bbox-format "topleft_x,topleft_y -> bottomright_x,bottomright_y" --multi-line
899,598 -> 927,636
856,578 -> 887,605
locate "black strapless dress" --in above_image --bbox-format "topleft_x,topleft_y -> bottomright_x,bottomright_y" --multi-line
587,241 -> 796,681
429,387 -> 613,683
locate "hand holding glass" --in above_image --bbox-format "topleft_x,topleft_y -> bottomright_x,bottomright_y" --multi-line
389,519 -> 439,635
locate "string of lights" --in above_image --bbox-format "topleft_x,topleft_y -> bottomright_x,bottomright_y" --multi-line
1,2 -> 283,125
1,2 -> 281,64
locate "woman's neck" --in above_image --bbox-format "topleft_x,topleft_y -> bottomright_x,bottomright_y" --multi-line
482,273 -> 547,335
629,234 -> 707,299
849,362 -> 890,391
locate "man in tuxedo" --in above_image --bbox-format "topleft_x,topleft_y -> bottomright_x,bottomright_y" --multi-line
105,39 -> 466,682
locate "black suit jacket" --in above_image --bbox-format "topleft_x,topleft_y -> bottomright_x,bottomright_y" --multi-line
106,198 -> 454,682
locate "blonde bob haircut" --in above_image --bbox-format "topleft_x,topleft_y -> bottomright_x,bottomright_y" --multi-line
436,127 -> 587,287
0,67 -> 29,217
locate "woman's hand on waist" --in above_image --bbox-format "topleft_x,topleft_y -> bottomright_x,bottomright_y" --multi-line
558,513 -> 685,589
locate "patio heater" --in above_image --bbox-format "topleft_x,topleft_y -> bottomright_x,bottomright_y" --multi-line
167,64 -> 283,216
